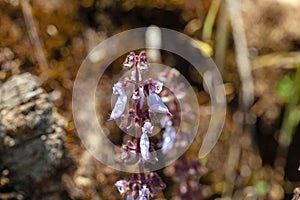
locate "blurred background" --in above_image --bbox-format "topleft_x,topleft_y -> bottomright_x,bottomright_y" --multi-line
0,0 -> 300,199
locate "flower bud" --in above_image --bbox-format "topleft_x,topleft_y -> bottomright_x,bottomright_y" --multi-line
140,132 -> 150,161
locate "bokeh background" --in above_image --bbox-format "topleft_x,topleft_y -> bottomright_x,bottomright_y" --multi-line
1,0 -> 300,199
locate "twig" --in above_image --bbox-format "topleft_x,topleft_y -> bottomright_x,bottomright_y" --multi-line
222,0 -> 255,197
226,0 -> 254,111
251,52 -> 300,70
20,0 -> 49,72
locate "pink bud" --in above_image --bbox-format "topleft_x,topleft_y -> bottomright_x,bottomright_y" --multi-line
137,51 -> 150,70
123,52 -> 136,70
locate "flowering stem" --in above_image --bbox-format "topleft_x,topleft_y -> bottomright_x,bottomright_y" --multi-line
134,62 -> 146,182
113,52 -> 167,199
134,124 -> 145,180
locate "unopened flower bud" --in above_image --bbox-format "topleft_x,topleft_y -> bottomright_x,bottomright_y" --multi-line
140,132 -> 150,161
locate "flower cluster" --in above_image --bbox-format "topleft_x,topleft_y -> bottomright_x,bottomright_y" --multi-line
115,173 -> 166,200
293,187 -> 300,200
109,51 -> 176,199
159,68 -> 207,199
165,157 -> 206,200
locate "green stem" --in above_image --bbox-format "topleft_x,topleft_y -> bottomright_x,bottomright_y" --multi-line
279,65 -> 300,147
202,0 -> 222,42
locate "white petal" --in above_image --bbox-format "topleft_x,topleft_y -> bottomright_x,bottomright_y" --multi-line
147,93 -> 170,114
140,133 -> 150,161
113,82 -> 125,95
139,185 -> 151,197
109,95 -> 127,120
115,180 -> 127,194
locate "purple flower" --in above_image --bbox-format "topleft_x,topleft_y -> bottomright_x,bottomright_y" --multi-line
149,81 -> 163,94
123,52 -> 136,70
113,82 -> 125,95
162,126 -> 176,154
115,180 -> 127,195
140,132 -> 150,161
147,92 -> 170,115
146,173 -> 166,195
109,95 -> 127,120
142,122 -> 153,135
137,51 -> 150,70
109,82 -> 127,120
138,185 -> 150,200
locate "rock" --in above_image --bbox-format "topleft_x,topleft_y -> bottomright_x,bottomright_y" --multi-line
0,73 -> 67,199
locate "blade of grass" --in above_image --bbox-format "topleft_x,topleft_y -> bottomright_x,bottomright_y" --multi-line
279,65 -> 300,147
202,0 -> 222,42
